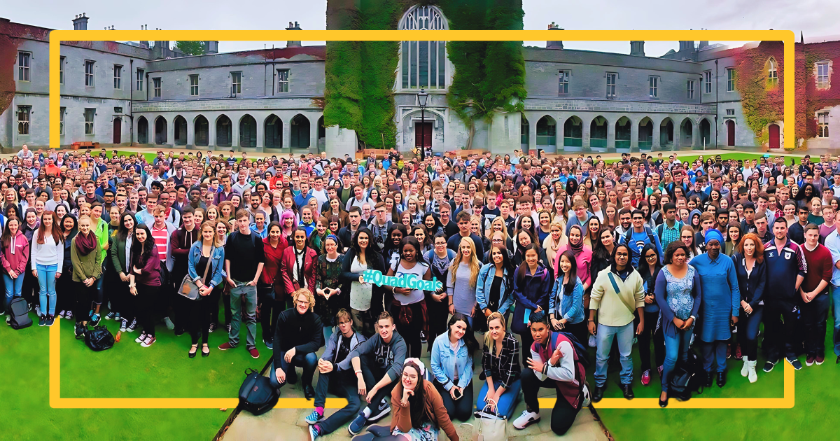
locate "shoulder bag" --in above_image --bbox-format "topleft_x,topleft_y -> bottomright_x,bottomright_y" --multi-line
178,246 -> 214,301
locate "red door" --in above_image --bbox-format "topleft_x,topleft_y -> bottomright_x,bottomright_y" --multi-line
726,120 -> 735,146
769,124 -> 780,149
113,118 -> 122,144
415,122 -> 432,149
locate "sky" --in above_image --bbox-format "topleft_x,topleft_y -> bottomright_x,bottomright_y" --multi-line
4,0 -> 839,56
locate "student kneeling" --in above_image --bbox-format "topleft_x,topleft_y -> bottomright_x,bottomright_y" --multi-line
513,311 -> 590,436
271,288 -> 325,399
306,309 -> 366,440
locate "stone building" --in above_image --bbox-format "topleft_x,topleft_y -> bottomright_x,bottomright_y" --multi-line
1,8 -> 837,156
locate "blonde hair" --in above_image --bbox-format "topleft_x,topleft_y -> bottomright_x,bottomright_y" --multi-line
292,288 -> 315,312
200,220 -> 225,247
483,312 -> 507,356
490,216 -> 509,243
450,237 -> 481,288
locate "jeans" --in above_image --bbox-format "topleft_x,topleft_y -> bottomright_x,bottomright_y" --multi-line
312,370 -> 362,435
738,306 -> 763,361
701,341 -> 727,373
594,322 -> 634,387
521,368 -> 581,436
476,378 -> 521,420
833,286 -> 840,356
803,292 -> 829,357
3,273 -> 24,313
229,281 -> 257,348
36,264 -> 58,316
269,352 -> 319,390
661,329 -> 692,392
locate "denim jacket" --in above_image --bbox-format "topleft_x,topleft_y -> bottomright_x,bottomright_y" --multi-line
430,332 -> 473,391
549,276 -> 585,325
187,241 -> 226,289
475,263 -> 514,315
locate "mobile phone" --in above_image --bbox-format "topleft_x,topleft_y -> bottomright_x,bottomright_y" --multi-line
452,388 -> 463,400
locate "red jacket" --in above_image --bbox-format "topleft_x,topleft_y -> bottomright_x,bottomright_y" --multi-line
280,245 -> 317,297
261,236 -> 288,291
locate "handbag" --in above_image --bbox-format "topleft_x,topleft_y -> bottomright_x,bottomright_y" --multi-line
178,246 -> 214,301
469,402 -> 507,441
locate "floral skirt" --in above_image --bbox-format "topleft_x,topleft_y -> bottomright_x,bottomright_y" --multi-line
392,422 -> 438,441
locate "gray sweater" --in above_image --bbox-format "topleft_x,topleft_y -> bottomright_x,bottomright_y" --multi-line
339,331 -> 407,382
447,263 -> 477,316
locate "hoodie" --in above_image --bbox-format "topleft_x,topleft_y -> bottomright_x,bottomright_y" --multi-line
339,330 -> 407,382
0,230 -> 29,275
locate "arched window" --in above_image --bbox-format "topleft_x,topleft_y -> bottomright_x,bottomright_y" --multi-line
399,5 -> 448,90
767,58 -> 778,88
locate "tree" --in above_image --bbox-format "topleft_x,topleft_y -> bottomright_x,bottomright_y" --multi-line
175,41 -> 205,56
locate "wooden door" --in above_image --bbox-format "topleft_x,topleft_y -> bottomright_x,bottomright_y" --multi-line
769,124 -> 780,149
727,120 -> 735,147
415,122 -> 432,148
113,118 -> 121,144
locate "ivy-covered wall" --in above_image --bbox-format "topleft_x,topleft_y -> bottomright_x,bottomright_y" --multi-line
324,0 -> 527,150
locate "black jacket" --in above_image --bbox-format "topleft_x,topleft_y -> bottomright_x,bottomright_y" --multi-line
340,247 -> 388,316
273,309 -> 325,368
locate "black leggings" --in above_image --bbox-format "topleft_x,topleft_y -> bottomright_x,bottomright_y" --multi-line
391,302 -> 424,358
73,281 -> 98,323
56,271 -> 74,313
426,295 -> 449,352
637,310 -> 665,372
258,285 -> 281,342
433,379 -> 474,422
136,284 -> 160,337
189,297 -> 212,345
209,286 -> 231,326
521,368 -> 581,436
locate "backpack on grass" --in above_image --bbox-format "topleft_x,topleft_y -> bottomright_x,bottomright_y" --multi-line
8,298 -> 32,329
238,368 -> 279,416
669,348 -> 704,401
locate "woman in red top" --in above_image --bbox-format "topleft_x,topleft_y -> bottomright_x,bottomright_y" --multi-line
259,221 -> 288,350
280,227 -> 317,304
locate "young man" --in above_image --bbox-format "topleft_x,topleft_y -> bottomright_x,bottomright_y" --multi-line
368,202 -> 392,251
338,207 -> 364,253
654,203 -> 682,250
789,205 -> 810,245
439,202 -> 459,237
219,209 -> 266,359
345,185 -> 370,211
150,205 -> 178,331
619,209 -> 663,267
305,309 -> 366,440
565,200 -> 593,236
800,224 -> 832,366
589,244 -> 644,401
214,173 -> 238,205
169,207 -> 199,335
272,288 -> 325,399
763,220 -> 807,372
514,311 -> 589,435
447,211 -> 485,258
613,208 -> 633,240
343,312 -> 407,436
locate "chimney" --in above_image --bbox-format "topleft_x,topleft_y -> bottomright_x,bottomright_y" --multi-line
204,41 -> 219,54
698,41 -> 709,50
546,22 -> 563,50
679,41 -> 695,52
72,13 -> 89,30
140,25 -> 149,49
630,41 -> 645,57
285,21 -> 302,48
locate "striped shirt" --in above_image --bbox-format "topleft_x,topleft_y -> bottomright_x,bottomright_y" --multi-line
151,225 -> 169,263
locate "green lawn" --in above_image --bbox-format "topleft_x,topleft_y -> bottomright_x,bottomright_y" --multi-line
2,310 -> 270,441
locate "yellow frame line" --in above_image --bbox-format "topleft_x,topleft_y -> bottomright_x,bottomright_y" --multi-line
49,29 -> 795,409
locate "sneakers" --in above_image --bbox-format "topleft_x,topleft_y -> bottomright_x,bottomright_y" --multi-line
640,369 -> 651,386
581,385 -> 591,407
141,335 -> 156,347
35,305 -> 41,316
248,346 -> 260,359
513,410 -> 541,430
74,323 -> 85,339
420,331 -> 427,345
740,356 -> 749,377
368,399 -> 390,423
90,313 -> 101,326
348,413 -> 368,436
39,315 -> 46,326
65,311 -> 73,320
786,356 -> 802,370
305,410 -> 323,425
817,354 -> 825,365
218,342 -> 235,351
735,344 -> 742,359
163,316 -> 175,330
114,312 -> 121,322
747,360 -> 758,383
126,318 -> 137,332
308,425 -> 320,441
208,323 -> 217,333
264,339 -> 274,350
46,315 -> 55,326
120,319 -> 128,332
806,355 -> 816,367
135,332 -> 148,343
57,310 -> 64,318
105,312 -> 115,320
763,359 -> 777,373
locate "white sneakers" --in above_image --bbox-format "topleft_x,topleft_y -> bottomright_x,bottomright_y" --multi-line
582,385 -> 591,407
741,356 -> 758,383
740,356 -> 749,377
513,410 -> 540,430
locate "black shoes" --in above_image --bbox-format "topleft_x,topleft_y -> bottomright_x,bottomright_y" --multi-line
304,385 -> 315,400
705,372 -> 714,388
621,384 -> 634,400
189,344 -> 198,358
659,393 -> 669,408
716,371 -> 726,388
592,385 -> 605,403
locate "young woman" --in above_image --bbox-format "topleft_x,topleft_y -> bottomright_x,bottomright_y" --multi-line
70,215 -> 101,331
385,236 -> 431,358
549,250 -> 587,346
542,220 -> 568,272
555,225 -> 592,293
340,228 -> 386,338
308,217 -> 330,254
110,212 -> 136,332
314,235 -> 346,341
430,314 -> 477,422
32,211 -> 64,327
732,233 -> 766,384
383,224 -> 407,269
280,227 -> 318,303
537,211 -> 553,244
477,312 -> 522,420
680,225 -> 701,261
56,215 -> 77,320
129,224 -> 162,347
351,359 -> 459,441
1,217 -> 29,318
512,244 -> 553,365
447,237 -> 481,328
186,220 -> 226,357
412,225 -> 433,255
637,244 -> 665,387
583,216 -> 601,250
425,232 -> 456,352
281,209 -> 297,244
725,222 -> 743,256
476,245 -> 515,326
655,241 -> 702,407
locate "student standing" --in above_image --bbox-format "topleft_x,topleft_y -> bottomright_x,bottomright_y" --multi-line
1,217 -> 29,318
32,212 -> 63,327
186,221 -> 226,358
732,233 -> 766,383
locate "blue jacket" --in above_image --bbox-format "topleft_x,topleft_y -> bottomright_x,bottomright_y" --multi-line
430,332 -> 473,391
187,241 -> 226,289
511,264 -> 553,335
549,276 -> 585,325
475,263 -> 514,315
321,330 -> 366,365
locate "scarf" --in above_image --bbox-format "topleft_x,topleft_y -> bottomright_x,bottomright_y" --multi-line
75,231 -> 97,256
568,225 -> 584,253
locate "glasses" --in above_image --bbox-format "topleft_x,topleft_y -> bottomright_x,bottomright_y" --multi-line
646,254 -> 658,260
681,235 -> 693,239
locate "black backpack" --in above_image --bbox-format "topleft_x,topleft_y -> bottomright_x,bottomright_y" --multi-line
8,297 -> 32,329
669,348 -> 705,401
84,325 -> 115,351
238,368 -> 279,415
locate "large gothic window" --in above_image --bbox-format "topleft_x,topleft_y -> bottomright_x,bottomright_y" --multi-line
399,5 -> 448,90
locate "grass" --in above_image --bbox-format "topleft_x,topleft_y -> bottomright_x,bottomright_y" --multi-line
2,309 -> 269,441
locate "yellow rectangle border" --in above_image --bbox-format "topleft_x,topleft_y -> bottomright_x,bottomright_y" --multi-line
49,29 -> 796,409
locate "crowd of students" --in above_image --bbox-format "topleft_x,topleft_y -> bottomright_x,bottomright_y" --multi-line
3,144 -> 839,439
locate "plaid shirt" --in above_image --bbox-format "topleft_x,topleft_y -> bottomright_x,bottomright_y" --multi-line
656,220 -> 683,251
482,333 -> 521,389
